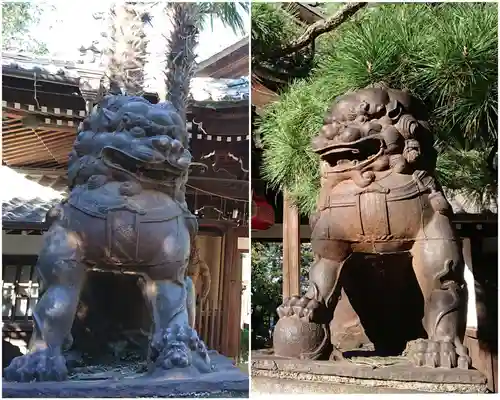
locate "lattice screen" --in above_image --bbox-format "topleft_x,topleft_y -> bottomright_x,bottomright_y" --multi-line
2,262 -> 39,322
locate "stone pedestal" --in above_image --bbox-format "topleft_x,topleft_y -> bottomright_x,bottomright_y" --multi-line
251,350 -> 488,394
3,352 -> 249,398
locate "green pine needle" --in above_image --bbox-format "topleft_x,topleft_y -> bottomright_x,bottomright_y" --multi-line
258,3 -> 498,216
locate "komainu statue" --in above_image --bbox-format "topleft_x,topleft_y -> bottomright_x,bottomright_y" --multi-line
4,95 -> 212,382
272,86 -> 471,370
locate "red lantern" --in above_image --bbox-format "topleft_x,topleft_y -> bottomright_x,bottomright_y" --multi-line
251,193 -> 275,230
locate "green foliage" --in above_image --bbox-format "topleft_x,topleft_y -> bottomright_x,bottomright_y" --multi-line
258,3 -> 498,215
251,3 -> 314,84
436,147 -> 497,206
239,327 -> 249,362
251,241 -> 312,348
196,2 -> 249,35
251,242 -> 282,348
2,2 -> 49,54
251,2 -> 300,60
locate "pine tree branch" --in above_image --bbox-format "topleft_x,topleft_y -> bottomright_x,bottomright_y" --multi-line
277,2 -> 368,56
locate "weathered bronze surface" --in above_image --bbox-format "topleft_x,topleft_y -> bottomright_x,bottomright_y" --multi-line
273,86 -> 471,370
4,95 -> 211,382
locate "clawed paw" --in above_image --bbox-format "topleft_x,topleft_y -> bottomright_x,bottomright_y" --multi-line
3,349 -> 68,382
407,339 -> 470,369
277,296 -> 323,322
149,324 -> 211,371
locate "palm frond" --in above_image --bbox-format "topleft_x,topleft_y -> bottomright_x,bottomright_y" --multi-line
196,2 -> 248,35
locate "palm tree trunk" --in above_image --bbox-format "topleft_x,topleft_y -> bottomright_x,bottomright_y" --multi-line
106,3 -> 149,96
164,3 -> 199,127
164,2 -> 247,124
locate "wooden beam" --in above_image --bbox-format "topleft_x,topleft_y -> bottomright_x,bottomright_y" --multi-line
2,126 -> 32,134
251,77 -> 279,113
227,247 -> 244,360
2,112 -> 79,133
3,129 -> 74,142
3,136 -> 75,155
220,227 -> 241,359
282,191 -> 301,299
295,3 -> 326,24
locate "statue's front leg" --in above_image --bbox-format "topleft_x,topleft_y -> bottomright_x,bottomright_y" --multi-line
273,240 -> 351,361
3,224 -> 86,382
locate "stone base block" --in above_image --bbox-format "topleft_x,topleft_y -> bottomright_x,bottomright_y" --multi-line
251,350 -> 488,394
3,352 -> 249,398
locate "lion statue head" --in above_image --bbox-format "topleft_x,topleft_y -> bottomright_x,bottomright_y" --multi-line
68,95 -> 191,201
311,86 -> 436,184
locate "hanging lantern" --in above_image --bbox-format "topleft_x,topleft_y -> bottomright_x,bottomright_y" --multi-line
251,193 -> 275,230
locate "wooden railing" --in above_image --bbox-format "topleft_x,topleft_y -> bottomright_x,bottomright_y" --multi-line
465,328 -> 498,392
2,256 -> 39,327
194,305 -> 224,351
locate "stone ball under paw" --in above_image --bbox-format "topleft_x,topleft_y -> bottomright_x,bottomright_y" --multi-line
273,315 -> 331,360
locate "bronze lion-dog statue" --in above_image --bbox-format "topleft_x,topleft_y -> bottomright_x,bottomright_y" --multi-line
272,86 -> 471,370
4,95 -> 212,382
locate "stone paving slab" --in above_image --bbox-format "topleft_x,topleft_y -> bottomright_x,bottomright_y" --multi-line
251,351 -> 488,394
3,352 -> 249,398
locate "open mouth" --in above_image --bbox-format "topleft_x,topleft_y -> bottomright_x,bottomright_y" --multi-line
314,135 -> 385,172
101,146 -> 184,182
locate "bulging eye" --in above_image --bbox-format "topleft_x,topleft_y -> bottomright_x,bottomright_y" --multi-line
321,125 -> 337,140
130,126 -> 146,137
171,139 -> 183,152
358,101 -> 369,114
152,137 -> 171,149
341,126 -> 361,142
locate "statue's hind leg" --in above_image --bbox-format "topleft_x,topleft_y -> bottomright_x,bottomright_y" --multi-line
409,213 -> 470,369
142,277 -> 211,374
142,220 -> 211,375
3,224 -> 86,382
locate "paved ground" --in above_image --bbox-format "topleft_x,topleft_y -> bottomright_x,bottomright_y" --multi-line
3,352 -> 249,398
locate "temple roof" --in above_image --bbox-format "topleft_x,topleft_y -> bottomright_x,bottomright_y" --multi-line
2,52 -> 249,103
3,197 -> 60,223
1,167 -> 63,223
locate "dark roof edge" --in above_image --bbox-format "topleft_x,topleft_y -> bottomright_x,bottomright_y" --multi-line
196,37 -> 249,75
